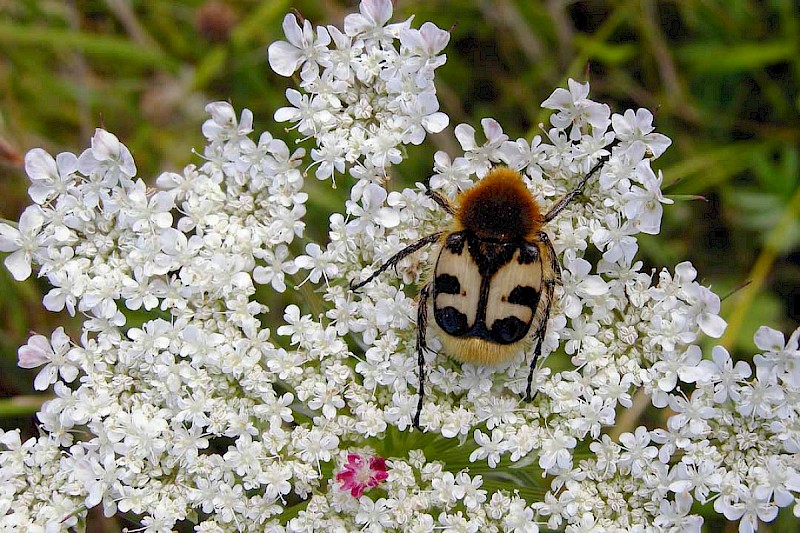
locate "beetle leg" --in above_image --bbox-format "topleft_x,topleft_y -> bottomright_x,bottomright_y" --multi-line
350,232 -> 443,291
543,152 -> 611,223
540,231 -> 562,284
525,233 -> 560,401
413,282 -> 432,430
525,279 -> 554,401
426,189 -> 457,215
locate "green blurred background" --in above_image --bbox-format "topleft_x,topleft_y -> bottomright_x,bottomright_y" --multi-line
0,1 -> 798,531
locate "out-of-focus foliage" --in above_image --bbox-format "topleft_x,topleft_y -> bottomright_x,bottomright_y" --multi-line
0,1 -> 798,530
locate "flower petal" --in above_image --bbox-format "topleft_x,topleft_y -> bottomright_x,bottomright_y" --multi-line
754,326 -> 785,351
698,313 -> 727,338
268,41 -> 305,77
4,249 -> 32,281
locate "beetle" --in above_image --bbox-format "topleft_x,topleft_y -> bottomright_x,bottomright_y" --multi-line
351,160 -> 608,429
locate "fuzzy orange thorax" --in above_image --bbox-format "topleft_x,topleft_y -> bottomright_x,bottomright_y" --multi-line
455,168 -> 542,240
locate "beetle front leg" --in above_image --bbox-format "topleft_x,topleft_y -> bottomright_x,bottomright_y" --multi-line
350,233 -> 442,291
426,189 -> 457,215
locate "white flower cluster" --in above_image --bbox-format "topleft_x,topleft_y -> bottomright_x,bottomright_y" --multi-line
561,326 -> 800,533
1,0 -> 799,531
0,104 -> 312,530
268,0 -> 449,183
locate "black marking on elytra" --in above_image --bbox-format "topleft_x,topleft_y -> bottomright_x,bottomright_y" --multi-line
466,233 -> 517,278
490,316 -> 530,344
473,272 -> 492,325
435,306 -> 470,336
434,274 -> 460,296
518,242 -> 539,265
444,232 -> 467,254
508,285 -> 540,310
456,316 -> 495,342
434,234 -> 547,343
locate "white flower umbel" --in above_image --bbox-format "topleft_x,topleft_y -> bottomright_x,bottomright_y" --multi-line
268,0 -> 449,184
2,1 -> 799,532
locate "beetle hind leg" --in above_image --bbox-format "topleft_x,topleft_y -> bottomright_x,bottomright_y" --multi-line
524,233 -> 559,401
524,279 -> 554,401
413,282 -> 432,430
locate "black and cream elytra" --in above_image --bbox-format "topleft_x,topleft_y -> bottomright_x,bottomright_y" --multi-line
351,162 -> 608,429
